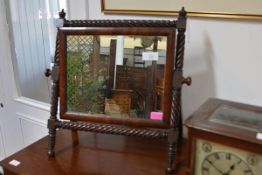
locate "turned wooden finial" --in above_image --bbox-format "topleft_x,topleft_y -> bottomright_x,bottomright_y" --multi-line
56,9 -> 66,28
59,9 -> 66,19
179,7 -> 187,18
177,7 -> 187,30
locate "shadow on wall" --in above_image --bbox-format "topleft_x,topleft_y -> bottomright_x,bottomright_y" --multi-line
182,33 -> 216,137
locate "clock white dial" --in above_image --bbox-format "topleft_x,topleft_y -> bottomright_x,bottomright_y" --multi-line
202,152 -> 253,175
194,139 -> 261,175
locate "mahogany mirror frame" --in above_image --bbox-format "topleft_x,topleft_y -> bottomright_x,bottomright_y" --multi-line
46,8 -> 190,174
59,27 -> 175,129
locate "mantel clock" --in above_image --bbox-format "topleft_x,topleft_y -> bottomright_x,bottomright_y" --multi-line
185,98 -> 262,175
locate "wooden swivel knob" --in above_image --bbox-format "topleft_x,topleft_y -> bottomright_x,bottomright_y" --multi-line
182,76 -> 192,86
45,68 -> 51,77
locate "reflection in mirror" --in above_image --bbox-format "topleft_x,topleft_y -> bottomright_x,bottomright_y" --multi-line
66,35 -> 167,120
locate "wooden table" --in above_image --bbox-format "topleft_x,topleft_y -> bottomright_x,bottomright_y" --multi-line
0,130 -> 187,175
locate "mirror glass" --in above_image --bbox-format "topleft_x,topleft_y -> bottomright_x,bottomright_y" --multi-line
66,35 -> 167,120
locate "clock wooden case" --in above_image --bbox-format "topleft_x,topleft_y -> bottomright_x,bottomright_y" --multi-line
185,98 -> 262,175
46,8 -> 191,174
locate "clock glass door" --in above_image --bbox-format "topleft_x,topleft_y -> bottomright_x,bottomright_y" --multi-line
209,105 -> 262,132
194,139 -> 262,175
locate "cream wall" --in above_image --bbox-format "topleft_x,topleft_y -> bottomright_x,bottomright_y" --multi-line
67,0 -> 89,19
68,1 -> 262,136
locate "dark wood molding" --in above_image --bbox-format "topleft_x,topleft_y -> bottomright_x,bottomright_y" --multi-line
57,121 -> 168,139
63,19 -> 177,28
58,27 -> 175,128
